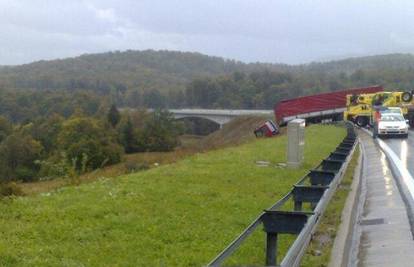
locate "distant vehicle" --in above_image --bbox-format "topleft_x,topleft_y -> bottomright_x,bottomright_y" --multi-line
379,107 -> 404,116
274,85 -> 383,125
254,120 -> 279,137
344,91 -> 414,127
373,111 -> 408,138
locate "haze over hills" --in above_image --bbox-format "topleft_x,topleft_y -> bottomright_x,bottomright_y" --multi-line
0,50 -> 414,93
0,50 -> 289,93
304,53 -> 414,74
1,50 -> 414,117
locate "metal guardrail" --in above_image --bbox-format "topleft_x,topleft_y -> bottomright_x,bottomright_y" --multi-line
207,123 -> 357,267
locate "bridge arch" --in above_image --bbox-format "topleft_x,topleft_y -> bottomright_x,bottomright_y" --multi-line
169,109 -> 274,129
172,114 -> 231,128
121,108 -> 274,128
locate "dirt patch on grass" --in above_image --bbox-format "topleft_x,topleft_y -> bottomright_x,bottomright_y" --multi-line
198,115 -> 279,150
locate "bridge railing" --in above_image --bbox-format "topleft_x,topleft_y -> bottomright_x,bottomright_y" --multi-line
207,123 -> 357,267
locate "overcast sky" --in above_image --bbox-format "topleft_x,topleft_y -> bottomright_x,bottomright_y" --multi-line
1,0 -> 414,65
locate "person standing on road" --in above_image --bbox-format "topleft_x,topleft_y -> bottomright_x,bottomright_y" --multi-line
373,109 -> 380,138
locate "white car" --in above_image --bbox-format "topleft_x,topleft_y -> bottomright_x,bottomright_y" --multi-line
376,114 -> 409,138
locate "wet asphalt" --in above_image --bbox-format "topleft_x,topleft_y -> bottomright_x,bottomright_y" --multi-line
381,130 -> 414,176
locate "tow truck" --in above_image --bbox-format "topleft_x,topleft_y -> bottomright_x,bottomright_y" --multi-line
343,91 -> 414,127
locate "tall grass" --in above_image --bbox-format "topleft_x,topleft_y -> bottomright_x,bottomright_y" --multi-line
0,125 -> 345,266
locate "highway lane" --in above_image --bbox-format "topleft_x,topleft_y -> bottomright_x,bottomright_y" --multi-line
382,131 -> 414,176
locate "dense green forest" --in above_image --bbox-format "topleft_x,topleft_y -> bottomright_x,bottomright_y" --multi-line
0,50 -> 275,94
2,50 -> 414,190
0,107 -> 183,189
2,51 -> 414,113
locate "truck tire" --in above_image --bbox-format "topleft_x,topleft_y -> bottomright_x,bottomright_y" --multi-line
355,116 -> 368,127
402,92 -> 413,102
407,112 -> 414,128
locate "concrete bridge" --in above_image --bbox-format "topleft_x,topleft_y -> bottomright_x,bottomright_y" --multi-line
120,108 -> 274,128
168,109 -> 273,128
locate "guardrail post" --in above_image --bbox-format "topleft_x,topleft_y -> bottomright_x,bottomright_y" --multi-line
262,210 -> 312,267
266,233 -> 278,266
294,201 -> 302,211
207,127 -> 357,267
328,152 -> 348,161
308,170 -> 335,186
321,159 -> 344,172
293,185 -> 328,211
336,147 -> 351,154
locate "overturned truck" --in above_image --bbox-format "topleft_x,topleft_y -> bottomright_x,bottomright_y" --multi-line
274,85 -> 383,125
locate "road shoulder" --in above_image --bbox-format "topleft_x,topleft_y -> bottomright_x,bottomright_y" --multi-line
351,131 -> 414,267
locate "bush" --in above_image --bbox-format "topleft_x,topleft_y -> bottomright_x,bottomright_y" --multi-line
0,133 -> 43,182
141,110 -> 183,152
0,182 -> 24,197
15,166 -> 38,182
36,153 -> 71,180
124,160 -> 149,173
58,117 -> 123,171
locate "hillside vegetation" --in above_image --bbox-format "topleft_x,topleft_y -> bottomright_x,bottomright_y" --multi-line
1,51 -> 414,117
19,115 -> 268,196
0,125 -> 345,266
0,50 -> 274,93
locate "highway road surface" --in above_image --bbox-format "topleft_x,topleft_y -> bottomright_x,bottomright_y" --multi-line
381,130 -> 414,176
354,132 -> 414,267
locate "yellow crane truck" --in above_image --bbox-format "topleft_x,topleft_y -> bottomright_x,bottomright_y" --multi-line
344,91 -> 414,127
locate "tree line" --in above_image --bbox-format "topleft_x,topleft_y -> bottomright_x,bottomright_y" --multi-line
2,51 -> 414,111
0,106 -> 183,185
4,67 -> 414,113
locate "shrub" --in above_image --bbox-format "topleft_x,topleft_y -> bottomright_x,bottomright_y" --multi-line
0,133 -> 43,182
141,110 -> 184,152
36,153 -> 71,180
58,117 -> 123,171
124,160 -> 149,173
0,182 -> 24,197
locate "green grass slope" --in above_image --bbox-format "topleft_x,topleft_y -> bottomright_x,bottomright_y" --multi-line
0,125 -> 345,266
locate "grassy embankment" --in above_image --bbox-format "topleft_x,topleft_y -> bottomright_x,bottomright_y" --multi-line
0,124 -> 345,266
19,116 -> 271,195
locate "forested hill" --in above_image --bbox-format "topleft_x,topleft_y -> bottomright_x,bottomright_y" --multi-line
1,51 -> 414,94
304,53 -> 414,74
0,50 -> 288,93
2,51 -> 414,116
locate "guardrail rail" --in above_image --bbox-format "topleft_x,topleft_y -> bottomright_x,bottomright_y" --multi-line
207,123 -> 357,267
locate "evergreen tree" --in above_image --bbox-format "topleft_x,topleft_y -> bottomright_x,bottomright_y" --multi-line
107,104 -> 121,128
121,118 -> 137,153
142,110 -> 183,152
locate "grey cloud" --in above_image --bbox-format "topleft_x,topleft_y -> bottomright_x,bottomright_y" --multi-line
2,0 -> 414,65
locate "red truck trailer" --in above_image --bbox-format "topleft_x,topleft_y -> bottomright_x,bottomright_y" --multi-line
274,85 -> 383,125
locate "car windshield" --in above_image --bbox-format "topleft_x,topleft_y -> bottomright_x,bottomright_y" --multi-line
381,109 -> 401,114
380,115 -> 405,122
